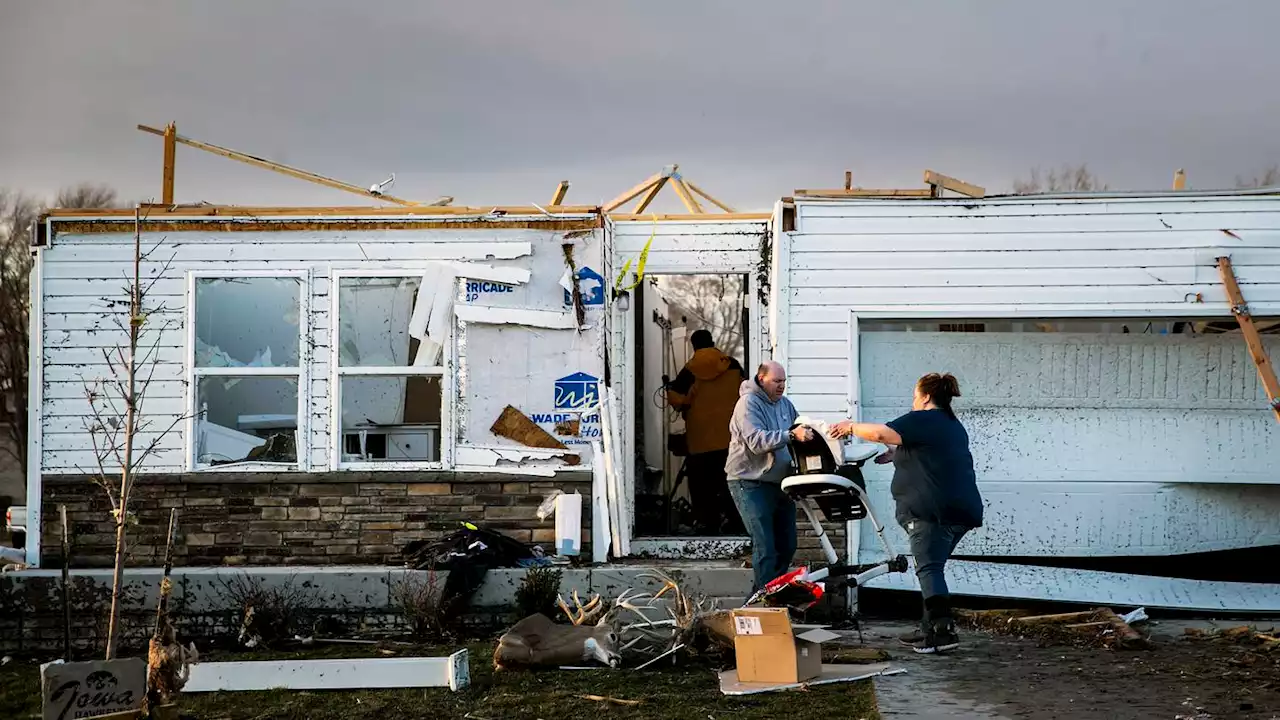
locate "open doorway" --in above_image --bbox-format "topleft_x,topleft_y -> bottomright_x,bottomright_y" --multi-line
634,273 -> 750,538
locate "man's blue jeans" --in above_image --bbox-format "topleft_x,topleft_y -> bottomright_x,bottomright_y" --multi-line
728,480 -> 798,591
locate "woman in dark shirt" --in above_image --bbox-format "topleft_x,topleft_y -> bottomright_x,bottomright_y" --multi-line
829,372 -> 983,654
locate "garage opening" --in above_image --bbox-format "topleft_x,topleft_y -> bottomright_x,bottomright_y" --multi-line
633,273 -> 750,539
851,314 -> 1280,577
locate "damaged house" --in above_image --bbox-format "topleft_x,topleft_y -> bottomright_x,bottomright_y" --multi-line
22,184 -> 1280,609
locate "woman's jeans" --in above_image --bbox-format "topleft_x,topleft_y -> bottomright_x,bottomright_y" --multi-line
905,519 -> 970,626
728,479 -> 798,591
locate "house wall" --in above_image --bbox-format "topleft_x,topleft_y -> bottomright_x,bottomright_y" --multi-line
34,216 -> 605,566
778,192 -> 1280,563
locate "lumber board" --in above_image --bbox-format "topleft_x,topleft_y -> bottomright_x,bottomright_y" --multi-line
793,188 -> 934,198
608,212 -> 769,221
1217,253 -> 1280,422
687,180 -> 736,213
161,122 -> 176,205
550,181 -> 570,206
632,176 -> 669,214
923,170 -> 986,198
604,172 -> 664,212
1011,611 -> 1098,626
183,650 -> 470,692
670,177 -> 705,213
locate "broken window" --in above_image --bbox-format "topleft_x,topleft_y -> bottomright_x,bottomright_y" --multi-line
192,276 -> 304,467
335,276 -> 446,466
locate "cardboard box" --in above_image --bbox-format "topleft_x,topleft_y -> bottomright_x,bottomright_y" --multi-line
729,607 -> 841,684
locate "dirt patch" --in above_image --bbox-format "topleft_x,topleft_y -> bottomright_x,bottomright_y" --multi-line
859,620 -> 1280,719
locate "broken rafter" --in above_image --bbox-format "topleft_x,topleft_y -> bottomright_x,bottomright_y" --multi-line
669,176 -> 705,213
923,170 -> 986,198
137,124 -> 452,208
633,176 -> 670,214
550,180 -> 570,206
161,122 -> 176,205
606,164 -> 735,215
1216,249 -> 1280,423
793,188 -> 933,198
604,171 -> 667,213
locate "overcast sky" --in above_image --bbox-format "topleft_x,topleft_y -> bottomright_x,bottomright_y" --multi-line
2,1 -> 1278,211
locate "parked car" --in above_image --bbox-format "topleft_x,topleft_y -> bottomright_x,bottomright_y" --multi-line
6,505 -> 26,549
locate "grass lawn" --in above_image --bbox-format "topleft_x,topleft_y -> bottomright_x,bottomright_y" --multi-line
1,641 -> 881,720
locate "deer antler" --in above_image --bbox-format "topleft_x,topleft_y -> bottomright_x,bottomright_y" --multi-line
556,590 -> 605,626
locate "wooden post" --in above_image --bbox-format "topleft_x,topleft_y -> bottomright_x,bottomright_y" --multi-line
1217,253 -> 1280,423
61,504 -> 72,659
153,509 -> 178,638
1173,168 -> 1186,190
550,181 -> 570,206
844,170 -> 852,190
161,122 -> 176,204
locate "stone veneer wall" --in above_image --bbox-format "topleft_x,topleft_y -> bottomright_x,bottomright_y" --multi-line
40,472 -> 593,567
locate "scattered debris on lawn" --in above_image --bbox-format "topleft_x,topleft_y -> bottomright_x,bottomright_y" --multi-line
957,607 -> 1150,649
579,693 -> 642,706
1183,624 -> 1280,658
824,647 -> 890,664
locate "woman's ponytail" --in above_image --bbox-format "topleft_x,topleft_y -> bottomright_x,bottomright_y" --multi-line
918,372 -> 961,420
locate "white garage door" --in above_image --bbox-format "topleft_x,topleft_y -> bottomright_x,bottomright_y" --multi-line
854,331 -> 1280,563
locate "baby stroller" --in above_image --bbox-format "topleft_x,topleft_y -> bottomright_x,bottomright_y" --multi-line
744,421 -> 909,613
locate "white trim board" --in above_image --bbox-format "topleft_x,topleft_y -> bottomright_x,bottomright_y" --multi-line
183,650 -> 471,692
866,559 -> 1280,613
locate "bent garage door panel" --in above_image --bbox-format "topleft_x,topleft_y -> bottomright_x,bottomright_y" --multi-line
856,332 -> 1280,561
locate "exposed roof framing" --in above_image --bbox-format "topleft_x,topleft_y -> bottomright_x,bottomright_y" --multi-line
603,164 -> 736,214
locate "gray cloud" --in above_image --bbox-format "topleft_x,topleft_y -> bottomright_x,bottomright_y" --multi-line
2,0 -> 1278,210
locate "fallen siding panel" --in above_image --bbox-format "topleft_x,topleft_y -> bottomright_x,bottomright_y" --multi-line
865,559 -> 1280,612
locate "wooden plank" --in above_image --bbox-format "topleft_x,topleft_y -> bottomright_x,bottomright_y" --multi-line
632,176 -> 669,214
1011,610 -> 1098,626
1173,169 -> 1187,191
793,188 -> 934,198
138,124 -> 436,208
608,212 -> 770,221
845,171 -> 852,190
183,651 -> 470,692
603,172 -> 664,213
161,122 -> 176,205
669,177 -> 704,214
1217,254 -> 1280,422
923,170 -> 986,199
550,180 -> 570,206
686,180 -> 737,213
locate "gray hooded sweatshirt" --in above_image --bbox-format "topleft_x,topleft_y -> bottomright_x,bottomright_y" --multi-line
725,378 -> 799,483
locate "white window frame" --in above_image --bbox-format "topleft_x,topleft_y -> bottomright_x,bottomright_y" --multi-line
184,269 -> 311,473
329,269 -> 453,471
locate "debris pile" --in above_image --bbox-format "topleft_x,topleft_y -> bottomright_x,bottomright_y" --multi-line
1184,625 -> 1280,671
957,607 -> 1150,650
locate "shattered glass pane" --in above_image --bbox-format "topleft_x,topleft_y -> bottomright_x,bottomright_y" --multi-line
340,376 -> 442,463
339,276 -> 445,367
195,277 -> 302,367
195,376 -> 299,465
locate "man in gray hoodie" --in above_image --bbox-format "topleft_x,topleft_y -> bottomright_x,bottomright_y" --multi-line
725,361 -> 815,591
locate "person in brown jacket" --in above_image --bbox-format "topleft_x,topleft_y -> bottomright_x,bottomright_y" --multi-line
666,330 -> 747,534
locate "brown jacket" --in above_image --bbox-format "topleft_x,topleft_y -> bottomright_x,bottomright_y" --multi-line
666,348 -> 746,455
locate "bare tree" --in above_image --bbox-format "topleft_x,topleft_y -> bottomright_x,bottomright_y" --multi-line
1012,164 -> 1109,194
0,192 -> 40,474
0,184 -> 120,478
655,275 -> 746,363
56,183 -> 120,210
1236,165 -> 1280,189
82,206 -> 185,659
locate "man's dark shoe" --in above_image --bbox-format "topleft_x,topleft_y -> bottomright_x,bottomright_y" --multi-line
911,620 -> 960,654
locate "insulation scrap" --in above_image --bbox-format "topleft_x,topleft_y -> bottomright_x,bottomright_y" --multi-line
491,405 -> 580,465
